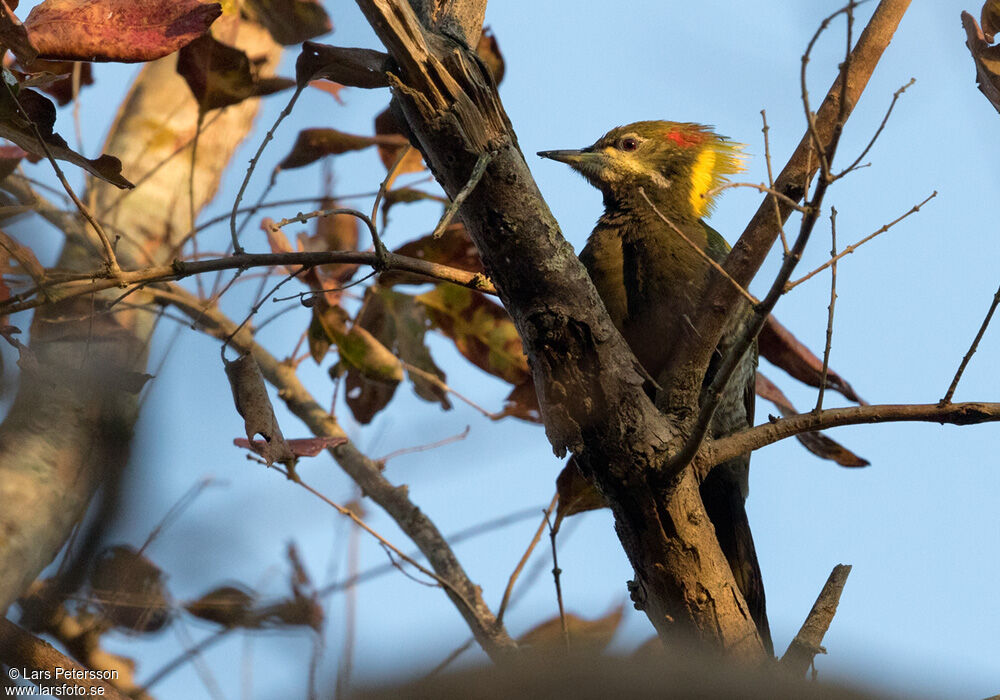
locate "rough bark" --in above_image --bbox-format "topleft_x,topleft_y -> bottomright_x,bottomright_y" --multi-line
355,0 -> 766,657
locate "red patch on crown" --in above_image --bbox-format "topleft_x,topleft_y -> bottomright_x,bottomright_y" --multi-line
664,129 -> 705,148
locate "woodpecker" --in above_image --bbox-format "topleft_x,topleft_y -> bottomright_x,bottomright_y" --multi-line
539,120 -> 771,654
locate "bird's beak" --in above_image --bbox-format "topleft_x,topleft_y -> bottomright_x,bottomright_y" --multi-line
537,148 -> 591,165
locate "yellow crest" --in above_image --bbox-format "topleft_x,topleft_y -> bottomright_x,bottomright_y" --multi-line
687,134 -> 747,218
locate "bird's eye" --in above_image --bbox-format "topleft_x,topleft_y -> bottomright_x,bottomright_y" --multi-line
618,137 -> 639,152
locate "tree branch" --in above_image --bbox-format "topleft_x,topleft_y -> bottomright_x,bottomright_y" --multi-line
780,564 -> 852,677
704,401 -> 1000,469
657,0 -> 912,416
155,283 -> 517,661
0,249 -> 495,317
355,0 -> 765,658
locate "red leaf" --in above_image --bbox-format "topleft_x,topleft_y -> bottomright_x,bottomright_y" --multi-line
24,0 -> 221,63
276,128 -> 401,170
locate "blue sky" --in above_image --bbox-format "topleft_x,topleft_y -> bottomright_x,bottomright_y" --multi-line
9,1 -> 1000,698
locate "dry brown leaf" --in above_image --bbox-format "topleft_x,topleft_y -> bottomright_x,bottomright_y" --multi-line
295,40 -> 391,90
277,128 -> 403,170
14,58 -> 93,105
185,585 -> 257,628
177,33 -> 293,113
418,283 -> 529,386
224,353 -> 295,466
242,0 -> 331,45
374,106 -> 424,173
555,456 -> 607,527
0,86 -> 132,187
476,27 -> 504,84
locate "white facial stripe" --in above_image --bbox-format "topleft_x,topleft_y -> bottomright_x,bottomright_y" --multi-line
602,146 -> 671,189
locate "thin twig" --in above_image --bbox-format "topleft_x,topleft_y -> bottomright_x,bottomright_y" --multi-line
761,109 -> 789,254
836,77 -> 915,179
544,510 -> 570,651
941,284 -> 1000,404
335,498 -> 361,700
377,425 -> 471,465
371,145 -> 412,230
402,362 -> 503,419
638,188 -> 758,304
432,151 -> 494,238
497,493 -> 559,623
702,181 -> 809,214
222,267 -> 306,357
275,465 -> 477,614
668,5 -> 862,476
189,112 -> 205,298
140,629 -> 229,692
815,207 -> 838,412
229,85 -> 307,254
706,401 -> 1000,468
786,191 -> 936,291
801,5 -> 853,181
425,639 -> 475,677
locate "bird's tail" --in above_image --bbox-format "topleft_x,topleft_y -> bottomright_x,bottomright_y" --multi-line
699,460 -> 773,656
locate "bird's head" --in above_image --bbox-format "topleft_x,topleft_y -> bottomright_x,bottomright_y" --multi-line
538,120 -> 746,218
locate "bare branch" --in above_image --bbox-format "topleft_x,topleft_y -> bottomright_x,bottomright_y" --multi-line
0,248 -> 495,316
786,191 -> 936,291
835,77 -> 915,179
815,207 -> 839,413
781,564 -> 852,677
229,84 -> 307,254
760,109 -> 789,254
660,0 -> 912,419
433,150 -> 494,238
705,401 -> 1000,468
155,283 -> 517,660
942,283 -> 1000,404
497,494 -> 558,623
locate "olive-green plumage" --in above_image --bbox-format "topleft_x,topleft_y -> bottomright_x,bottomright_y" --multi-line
539,120 -> 772,654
